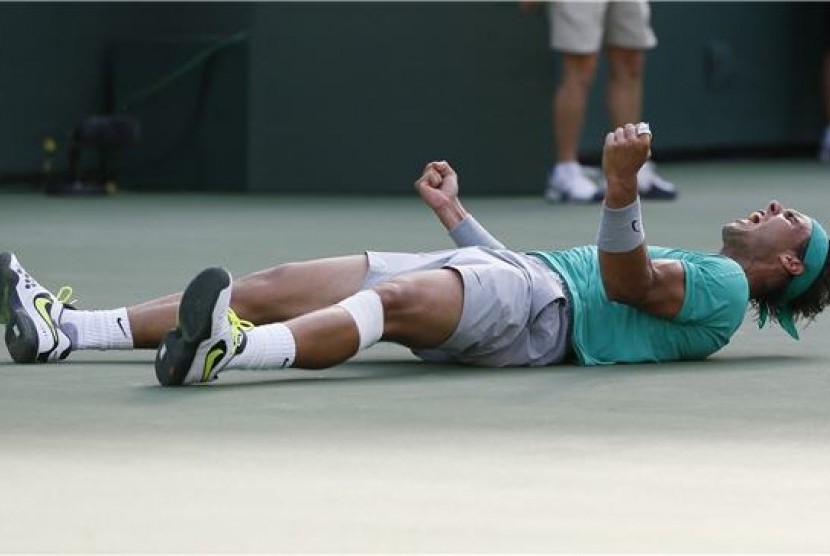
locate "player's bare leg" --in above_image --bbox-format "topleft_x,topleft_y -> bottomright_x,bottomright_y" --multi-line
154,266 -> 464,385
289,268 -> 464,368
128,255 -> 369,347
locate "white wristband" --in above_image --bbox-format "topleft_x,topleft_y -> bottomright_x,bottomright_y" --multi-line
596,198 -> 645,253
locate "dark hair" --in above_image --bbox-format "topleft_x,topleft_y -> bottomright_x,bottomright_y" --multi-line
751,239 -> 830,326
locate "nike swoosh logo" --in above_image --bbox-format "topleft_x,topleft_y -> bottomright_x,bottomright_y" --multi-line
34,295 -> 57,343
116,317 -> 127,337
202,341 -> 227,382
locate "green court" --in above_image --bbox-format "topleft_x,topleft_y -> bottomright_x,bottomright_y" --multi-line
1,160 -> 829,552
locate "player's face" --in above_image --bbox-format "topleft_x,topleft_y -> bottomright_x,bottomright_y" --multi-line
722,200 -> 812,256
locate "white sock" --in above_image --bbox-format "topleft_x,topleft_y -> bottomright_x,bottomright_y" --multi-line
60,308 -> 133,350
228,323 -> 296,370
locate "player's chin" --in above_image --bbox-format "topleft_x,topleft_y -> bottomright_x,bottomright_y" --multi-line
725,218 -> 750,229
721,222 -> 743,240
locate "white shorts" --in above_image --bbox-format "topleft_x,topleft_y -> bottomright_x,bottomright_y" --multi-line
362,247 -> 572,367
548,1 -> 657,53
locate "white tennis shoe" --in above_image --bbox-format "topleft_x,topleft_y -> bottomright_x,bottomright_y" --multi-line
637,160 -> 677,200
0,252 -> 73,363
546,162 -> 604,203
154,266 -> 251,386
819,126 -> 830,163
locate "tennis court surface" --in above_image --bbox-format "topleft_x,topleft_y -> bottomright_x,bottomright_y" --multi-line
1,160 -> 829,552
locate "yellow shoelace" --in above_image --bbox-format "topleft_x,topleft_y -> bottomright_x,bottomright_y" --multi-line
56,286 -> 78,306
227,308 -> 253,350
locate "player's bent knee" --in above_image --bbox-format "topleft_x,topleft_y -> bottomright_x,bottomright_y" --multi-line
372,271 -> 463,346
372,280 -> 411,319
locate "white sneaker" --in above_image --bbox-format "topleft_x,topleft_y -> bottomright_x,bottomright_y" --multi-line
819,127 -> 830,163
581,165 -> 603,181
546,162 -> 604,203
154,267 -> 252,386
0,252 -> 73,363
637,160 -> 677,200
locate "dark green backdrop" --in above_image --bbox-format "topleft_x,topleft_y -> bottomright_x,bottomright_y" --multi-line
0,2 -> 826,194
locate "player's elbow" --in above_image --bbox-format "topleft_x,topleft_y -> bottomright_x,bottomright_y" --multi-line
603,280 -> 650,306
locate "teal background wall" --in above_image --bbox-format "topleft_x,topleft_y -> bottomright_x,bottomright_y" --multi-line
0,2 -> 826,195
247,2 -> 552,195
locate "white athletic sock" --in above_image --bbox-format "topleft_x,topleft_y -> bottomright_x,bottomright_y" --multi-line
60,308 -> 133,350
228,323 -> 296,370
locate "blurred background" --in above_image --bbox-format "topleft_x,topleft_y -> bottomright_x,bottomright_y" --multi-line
0,1 -> 827,196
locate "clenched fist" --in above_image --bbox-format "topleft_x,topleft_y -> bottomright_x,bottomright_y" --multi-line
415,160 -> 459,213
602,122 -> 652,208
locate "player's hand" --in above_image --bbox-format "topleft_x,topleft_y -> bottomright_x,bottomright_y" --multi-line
602,122 -> 652,207
415,160 -> 459,213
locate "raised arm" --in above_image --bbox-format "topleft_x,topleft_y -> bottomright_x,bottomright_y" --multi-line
415,161 -> 505,250
598,124 -> 685,318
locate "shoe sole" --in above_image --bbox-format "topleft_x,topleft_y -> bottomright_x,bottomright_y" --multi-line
0,252 -> 14,325
1,252 -> 44,363
154,267 -> 230,386
6,309 -> 40,363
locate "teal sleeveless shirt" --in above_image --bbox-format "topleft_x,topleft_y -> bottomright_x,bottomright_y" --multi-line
527,246 -> 749,366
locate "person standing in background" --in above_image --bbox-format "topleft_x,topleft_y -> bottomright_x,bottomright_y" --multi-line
820,46 -> 830,162
522,1 -> 677,202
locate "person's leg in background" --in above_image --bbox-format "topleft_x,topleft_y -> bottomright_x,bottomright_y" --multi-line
604,0 -> 676,199
819,48 -> 830,162
605,46 -> 644,131
819,3 -> 830,162
545,1 -> 605,203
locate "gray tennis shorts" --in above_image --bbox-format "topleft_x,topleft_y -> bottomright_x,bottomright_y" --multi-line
548,1 -> 657,53
362,247 -> 572,367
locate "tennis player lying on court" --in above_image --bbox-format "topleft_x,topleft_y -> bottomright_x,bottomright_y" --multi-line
2,123 -> 829,386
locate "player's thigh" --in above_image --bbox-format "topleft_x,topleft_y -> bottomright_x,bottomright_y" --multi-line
375,268 -> 464,349
232,254 -> 369,322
